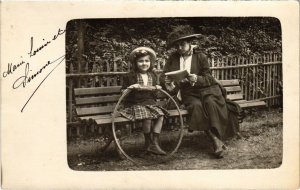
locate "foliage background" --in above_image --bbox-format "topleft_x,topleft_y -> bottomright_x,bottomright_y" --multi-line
66,17 -> 282,73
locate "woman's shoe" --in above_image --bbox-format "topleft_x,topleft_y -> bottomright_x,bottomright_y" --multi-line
207,130 -> 226,158
213,149 -> 224,159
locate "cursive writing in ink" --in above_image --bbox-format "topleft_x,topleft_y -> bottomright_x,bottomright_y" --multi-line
27,28 -> 65,57
28,37 -> 51,57
13,55 -> 65,89
2,60 -> 26,77
20,55 -> 65,112
53,28 -> 66,40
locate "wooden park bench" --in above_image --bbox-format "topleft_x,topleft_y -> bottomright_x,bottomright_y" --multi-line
69,79 -> 266,161
73,79 -> 266,126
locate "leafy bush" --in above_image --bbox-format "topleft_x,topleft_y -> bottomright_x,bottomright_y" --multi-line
66,17 -> 281,73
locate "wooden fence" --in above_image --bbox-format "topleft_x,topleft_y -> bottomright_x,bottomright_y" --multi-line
66,52 -> 282,124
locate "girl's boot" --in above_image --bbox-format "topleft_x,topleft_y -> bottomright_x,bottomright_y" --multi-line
143,133 -> 152,151
148,132 -> 167,155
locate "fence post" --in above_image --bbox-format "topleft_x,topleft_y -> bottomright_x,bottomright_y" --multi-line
106,60 -> 111,86
77,20 -> 85,87
84,61 -> 89,87
210,57 -> 215,78
113,53 -> 118,86
68,63 -> 74,123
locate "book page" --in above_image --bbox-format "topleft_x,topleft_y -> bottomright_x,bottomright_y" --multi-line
165,70 -> 189,81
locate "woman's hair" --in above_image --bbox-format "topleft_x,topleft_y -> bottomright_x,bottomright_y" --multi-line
131,51 -> 154,73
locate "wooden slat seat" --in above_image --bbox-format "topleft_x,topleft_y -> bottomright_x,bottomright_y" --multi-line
218,80 -> 267,108
74,86 -> 122,96
75,95 -> 121,105
238,100 -> 267,109
76,105 -> 116,116
218,79 -> 239,87
224,86 -> 242,93
72,79 -> 266,136
226,93 -> 243,101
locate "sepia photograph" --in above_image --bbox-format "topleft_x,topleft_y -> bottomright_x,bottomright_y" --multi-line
1,1 -> 299,189
66,17 -> 283,171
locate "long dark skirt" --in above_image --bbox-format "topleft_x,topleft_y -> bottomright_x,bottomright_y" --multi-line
182,85 -> 239,140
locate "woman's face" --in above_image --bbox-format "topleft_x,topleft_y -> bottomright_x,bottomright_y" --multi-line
176,40 -> 191,55
136,55 -> 151,73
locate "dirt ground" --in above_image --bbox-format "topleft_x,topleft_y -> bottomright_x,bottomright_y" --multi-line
67,108 -> 283,171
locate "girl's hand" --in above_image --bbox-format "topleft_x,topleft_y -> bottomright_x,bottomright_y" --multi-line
155,85 -> 162,90
128,84 -> 141,89
164,76 -> 172,84
121,89 -> 127,95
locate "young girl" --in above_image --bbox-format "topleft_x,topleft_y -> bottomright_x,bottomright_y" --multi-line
119,47 -> 168,155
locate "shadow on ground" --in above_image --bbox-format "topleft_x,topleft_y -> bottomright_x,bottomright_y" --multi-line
67,108 -> 283,171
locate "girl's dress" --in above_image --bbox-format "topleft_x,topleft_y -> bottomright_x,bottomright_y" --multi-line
119,71 -> 169,121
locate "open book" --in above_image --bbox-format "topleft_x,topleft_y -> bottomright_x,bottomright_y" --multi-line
165,70 -> 189,81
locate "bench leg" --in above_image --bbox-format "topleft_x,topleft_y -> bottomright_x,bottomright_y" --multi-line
67,126 -> 72,137
100,136 -> 113,153
76,126 -> 80,137
90,124 -> 95,133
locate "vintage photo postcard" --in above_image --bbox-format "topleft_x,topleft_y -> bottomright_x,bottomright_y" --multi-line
1,1 -> 299,189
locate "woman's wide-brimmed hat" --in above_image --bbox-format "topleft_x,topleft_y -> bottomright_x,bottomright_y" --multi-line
129,47 -> 156,64
167,25 -> 202,48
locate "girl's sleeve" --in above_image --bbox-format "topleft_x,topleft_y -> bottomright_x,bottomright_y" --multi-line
122,73 -> 131,90
195,53 -> 217,87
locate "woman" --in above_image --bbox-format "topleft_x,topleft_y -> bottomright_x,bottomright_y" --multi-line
161,26 -> 241,158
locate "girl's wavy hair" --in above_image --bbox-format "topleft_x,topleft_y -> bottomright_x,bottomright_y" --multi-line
130,50 -> 155,73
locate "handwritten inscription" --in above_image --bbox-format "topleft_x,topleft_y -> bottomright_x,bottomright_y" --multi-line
28,38 -> 51,57
53,28 -> 66,40
2,28 -> 66,112
13,55 -> 65,89
28,28 -> 65,57
21,55 -> 65,112
2,60 -> 26,77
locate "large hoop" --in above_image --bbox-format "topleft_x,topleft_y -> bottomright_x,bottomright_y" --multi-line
112,87 -> 184,164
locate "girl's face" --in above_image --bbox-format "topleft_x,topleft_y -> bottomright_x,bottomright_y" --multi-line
136,55 -> 151,73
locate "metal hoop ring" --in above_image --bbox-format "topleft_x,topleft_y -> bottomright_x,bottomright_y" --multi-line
112,87 -> 184,165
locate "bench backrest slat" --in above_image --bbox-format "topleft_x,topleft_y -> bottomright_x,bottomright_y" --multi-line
224,86 -> 242,93
218,79 -> 239,87
75,95 -> 121,105
74,86 -> 122,96
227,93 -> 243,101
76,105 -> 115,116
74,80 -> 244,119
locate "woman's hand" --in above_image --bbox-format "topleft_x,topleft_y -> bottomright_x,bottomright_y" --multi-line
165,82 -> 176,91
164,75 -> 176,91
128,84 -> 141,89
188,74 -> 197,86
180,78 -> 189,83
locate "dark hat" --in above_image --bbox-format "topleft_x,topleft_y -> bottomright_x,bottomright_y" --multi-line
167,25 -> 202,48
129,47 -> 156,64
